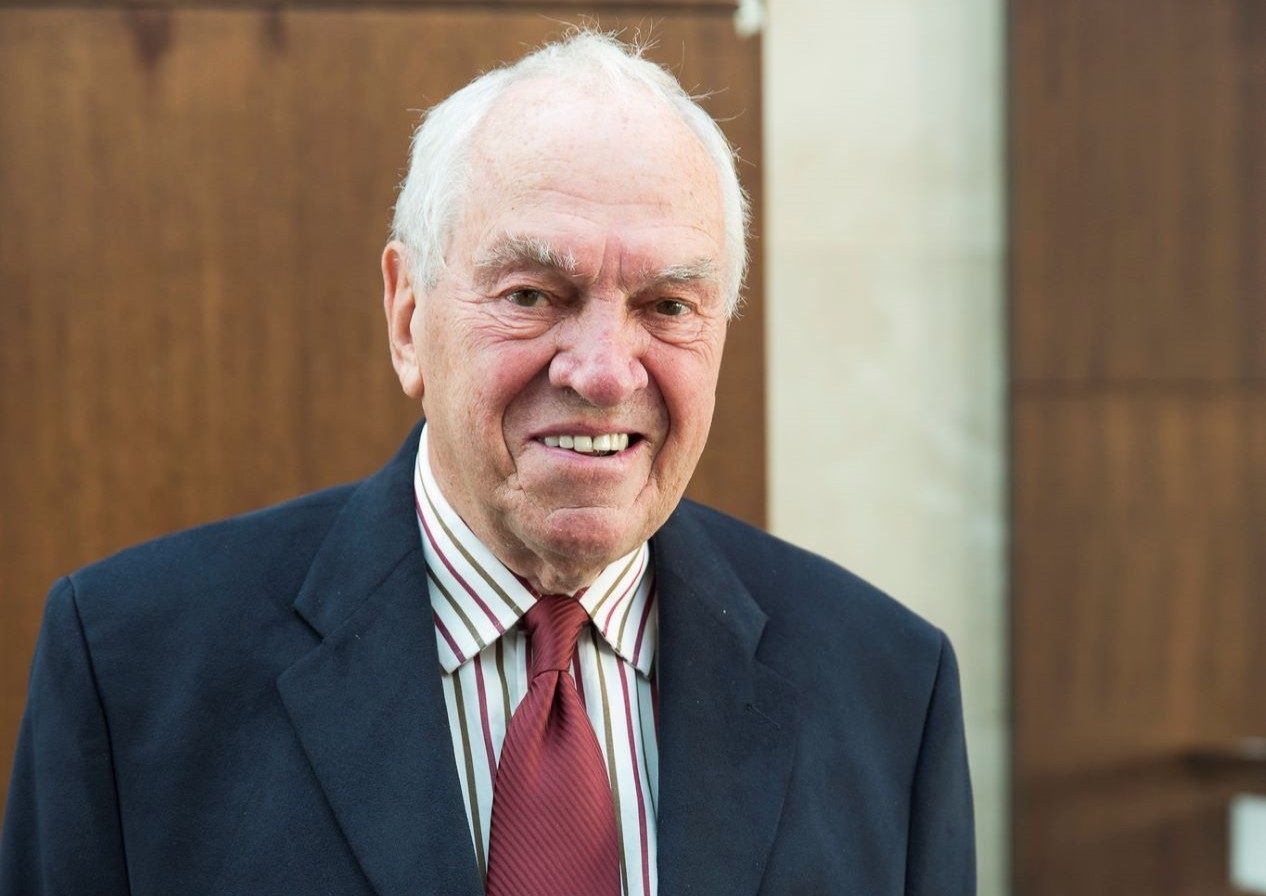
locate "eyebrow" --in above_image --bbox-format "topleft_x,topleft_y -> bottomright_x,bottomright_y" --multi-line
473,236 -> 577,286
473,233 -> 718,292
647,258 -> 718,288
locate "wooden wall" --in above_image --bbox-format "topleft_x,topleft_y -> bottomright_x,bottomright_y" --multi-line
0,2 -> 764,818
1012,0 -> 1266,891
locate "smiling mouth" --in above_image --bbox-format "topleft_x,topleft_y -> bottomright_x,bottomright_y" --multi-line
540,433 -> 633,457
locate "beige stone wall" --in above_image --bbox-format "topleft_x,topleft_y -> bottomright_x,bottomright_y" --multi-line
762,2 -> 1008,892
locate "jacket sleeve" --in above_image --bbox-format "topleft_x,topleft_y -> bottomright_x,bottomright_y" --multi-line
905,631 -> 976,895
1,578 -> 131,895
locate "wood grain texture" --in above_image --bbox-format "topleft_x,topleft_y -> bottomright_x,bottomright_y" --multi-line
1014,395 -> 1266,776
1017,755 -> 1266,896
1012,0 -> 1266,891
1241,0 -> 1266,381
0,4 -> 764,817
1011,0 -> 1250,385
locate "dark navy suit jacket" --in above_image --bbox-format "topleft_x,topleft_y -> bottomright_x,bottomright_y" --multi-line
1,425 -> 974,894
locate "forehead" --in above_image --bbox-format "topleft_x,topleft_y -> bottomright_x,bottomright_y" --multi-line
474,74 -> 707,160
454,77 -> 726,269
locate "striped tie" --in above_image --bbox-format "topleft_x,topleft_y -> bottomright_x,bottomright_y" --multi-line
484,594 -> 621,896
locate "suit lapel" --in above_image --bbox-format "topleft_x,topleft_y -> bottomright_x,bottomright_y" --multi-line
273,430 -> 798,895
653,506 -> 801,896
276,427 -> 483,896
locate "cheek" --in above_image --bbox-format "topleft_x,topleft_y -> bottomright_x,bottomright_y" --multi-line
458,343 -> 555,441
418,310 -> 495,410
655,352 -> 721,448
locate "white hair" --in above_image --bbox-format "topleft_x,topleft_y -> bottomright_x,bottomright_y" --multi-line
389,30 -> 750,316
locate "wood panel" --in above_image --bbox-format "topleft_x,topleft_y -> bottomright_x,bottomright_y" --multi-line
1014,395 -> 1266,775
1018,756 -> 1266,895
0,5 -> 764,817
1012,0 -> 1266,891
1242,1 -> 1266,381
1011,0 -> 1256,385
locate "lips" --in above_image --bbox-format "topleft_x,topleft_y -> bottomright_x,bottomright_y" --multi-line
540,433 -> 632,456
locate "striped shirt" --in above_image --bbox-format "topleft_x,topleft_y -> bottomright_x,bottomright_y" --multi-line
413,426 -> 659,896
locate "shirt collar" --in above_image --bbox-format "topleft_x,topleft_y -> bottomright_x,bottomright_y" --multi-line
413,424 -> 656,676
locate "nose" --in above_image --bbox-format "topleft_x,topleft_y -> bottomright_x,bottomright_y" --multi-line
548,300 -> 649,408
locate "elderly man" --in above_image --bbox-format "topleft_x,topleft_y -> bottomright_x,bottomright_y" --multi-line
1,32 -> 973,896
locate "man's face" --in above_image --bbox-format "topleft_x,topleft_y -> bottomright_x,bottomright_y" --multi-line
386,80 -> 729,593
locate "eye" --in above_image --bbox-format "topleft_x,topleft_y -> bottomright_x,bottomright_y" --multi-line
654,298 -> 691,317
505,288 -> 550,308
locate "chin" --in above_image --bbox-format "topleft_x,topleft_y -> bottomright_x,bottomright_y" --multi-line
534,508 -> 650,570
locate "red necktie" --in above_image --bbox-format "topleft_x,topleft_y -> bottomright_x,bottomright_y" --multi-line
484,594 -> 621,896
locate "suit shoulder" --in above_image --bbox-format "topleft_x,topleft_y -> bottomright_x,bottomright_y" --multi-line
673,499 -> 944,652
668,501 -> 955,757
66,482 -> 357,615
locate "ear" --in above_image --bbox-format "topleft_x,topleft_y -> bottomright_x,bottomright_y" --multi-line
383,241 -> 425,400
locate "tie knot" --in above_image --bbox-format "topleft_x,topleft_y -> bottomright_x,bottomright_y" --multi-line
523,595 -> 590,678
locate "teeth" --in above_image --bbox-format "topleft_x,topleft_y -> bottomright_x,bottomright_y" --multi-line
540,433 -> 631,455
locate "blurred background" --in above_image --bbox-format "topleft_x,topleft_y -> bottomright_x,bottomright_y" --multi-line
2,1 -> 1264,893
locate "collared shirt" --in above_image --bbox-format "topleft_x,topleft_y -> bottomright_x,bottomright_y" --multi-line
413,426 -> 660,896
